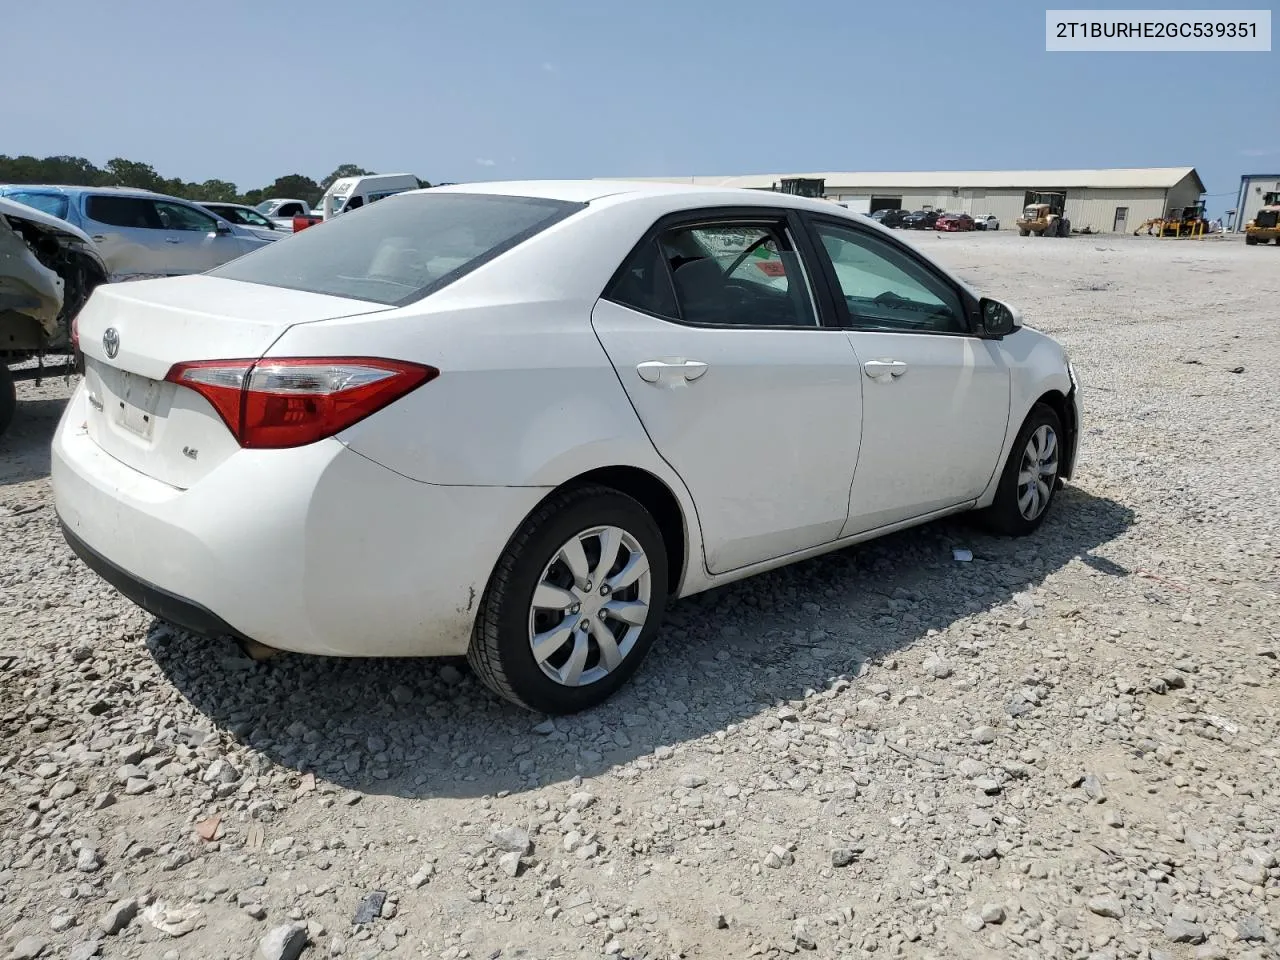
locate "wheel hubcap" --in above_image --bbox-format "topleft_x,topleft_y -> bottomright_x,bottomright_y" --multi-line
1016,424 -> 1059,521
528,525 -> 652,687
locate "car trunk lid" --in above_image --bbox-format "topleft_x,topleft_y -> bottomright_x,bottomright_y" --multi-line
75,276 -> 393,489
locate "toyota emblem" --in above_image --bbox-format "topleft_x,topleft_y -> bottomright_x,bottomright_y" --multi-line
102,327 -> 120,359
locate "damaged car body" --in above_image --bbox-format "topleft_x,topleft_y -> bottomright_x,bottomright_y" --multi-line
0,196 -> 108,436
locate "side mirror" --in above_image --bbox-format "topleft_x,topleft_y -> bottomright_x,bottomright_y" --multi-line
213,222 -> 232,236
979,297 -> 1022,337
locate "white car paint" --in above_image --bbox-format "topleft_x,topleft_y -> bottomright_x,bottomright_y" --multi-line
975,214 -> 1000,231
52,180 -> 1080,686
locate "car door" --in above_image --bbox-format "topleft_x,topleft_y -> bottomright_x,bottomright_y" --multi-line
81,194 -> 169,277
591,209 -> 863,575
802,216 -> 1011,535
151,200 -> 249,272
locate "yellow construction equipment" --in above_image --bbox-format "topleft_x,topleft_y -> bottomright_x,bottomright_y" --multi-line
1245,191 -> 1280,246
1016,192 -> 1071,237
1134,201 -> 1211,238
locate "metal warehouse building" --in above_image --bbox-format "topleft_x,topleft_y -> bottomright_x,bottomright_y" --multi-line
1235,173 -> 1280,232
612,167 -> 1205,234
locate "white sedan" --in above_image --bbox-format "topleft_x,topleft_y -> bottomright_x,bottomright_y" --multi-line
974,214 -> 1001,231
53,181 -> 1081,714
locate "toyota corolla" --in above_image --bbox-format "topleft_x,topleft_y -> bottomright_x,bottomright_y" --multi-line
53,181 -> 1081,714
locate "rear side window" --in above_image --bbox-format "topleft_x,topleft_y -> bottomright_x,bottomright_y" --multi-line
86,195 -> 159,229
606,238 -> 678,319
209,192 -> 584,305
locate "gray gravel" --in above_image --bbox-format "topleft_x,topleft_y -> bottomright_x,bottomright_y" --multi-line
3,232 -> 1279,959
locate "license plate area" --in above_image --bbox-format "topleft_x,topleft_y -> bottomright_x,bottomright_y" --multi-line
113,371 -> 162,441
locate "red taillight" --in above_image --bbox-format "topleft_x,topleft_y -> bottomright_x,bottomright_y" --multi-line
165,357 -> 437,449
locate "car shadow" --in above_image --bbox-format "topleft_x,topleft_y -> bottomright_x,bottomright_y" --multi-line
0,397 -> 67,487
148,486 -> 1134,801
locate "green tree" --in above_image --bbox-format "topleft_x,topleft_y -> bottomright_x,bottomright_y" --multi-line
262,174 -> 323,206
104,158 -> 165,192
321,164 -> 373,191
193,179 -> 240,202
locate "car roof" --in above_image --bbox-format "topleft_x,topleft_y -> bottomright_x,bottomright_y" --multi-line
415,179 -> 855,215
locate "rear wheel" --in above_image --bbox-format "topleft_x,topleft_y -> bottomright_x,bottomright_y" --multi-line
1246,234 -> 1258,245
978,404 -> 1064,537
468,485 -> 670,714
1019,228 -> 1029,237
0,365 -> 15,439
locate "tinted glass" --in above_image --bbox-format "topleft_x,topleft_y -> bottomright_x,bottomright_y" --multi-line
813,221 -> 965,334
4,192 -> 69,221
656,223 -> 817,327
606,238 -> 678,319
210,192 -> 583,305
86,195 -> 160,228
154,200 -> 218,232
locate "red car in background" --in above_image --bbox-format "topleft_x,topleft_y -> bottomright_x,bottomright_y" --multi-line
936,213 -> 975,232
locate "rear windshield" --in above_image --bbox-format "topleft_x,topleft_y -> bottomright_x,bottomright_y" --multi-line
209,192 -> 582,305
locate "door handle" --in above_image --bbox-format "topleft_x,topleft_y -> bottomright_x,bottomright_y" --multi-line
863,359 -> 908,379
636,359 -> 709,384
91,235 -> 106,242
164,238 -> 181,244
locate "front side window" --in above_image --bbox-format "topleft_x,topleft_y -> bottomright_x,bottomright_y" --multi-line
154,200 -> 219,232
812,221 -> 966,334
653,222 -> 817,327
278,202 -> 303,217
209,192 -> 583,305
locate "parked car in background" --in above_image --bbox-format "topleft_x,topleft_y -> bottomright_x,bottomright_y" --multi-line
0,185 -> 270,279
54,180 -> 1081,714
936,212 -> 976,232
878,209 -> 911,229
255,198 -> 312,229
974,214 -> 1000,231
902,210 -> 942,230
198,202 -> 285,241
0,197 -> 107,436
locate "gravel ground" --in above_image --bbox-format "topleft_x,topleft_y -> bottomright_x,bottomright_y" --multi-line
2,230 -> 1279,960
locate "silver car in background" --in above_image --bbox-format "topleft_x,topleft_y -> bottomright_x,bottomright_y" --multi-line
0,185 -> 271,279
197,201 -> 287,242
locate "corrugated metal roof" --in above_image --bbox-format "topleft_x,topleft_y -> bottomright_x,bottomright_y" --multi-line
601,167 -> 1203,192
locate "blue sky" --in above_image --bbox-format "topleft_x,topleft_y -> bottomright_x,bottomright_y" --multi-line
4,0 -> 1274,213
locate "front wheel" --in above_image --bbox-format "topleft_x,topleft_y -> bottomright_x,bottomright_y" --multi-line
1246,234 -> 1258,245
978,404 -> 1064,537
468,485 -> 669,713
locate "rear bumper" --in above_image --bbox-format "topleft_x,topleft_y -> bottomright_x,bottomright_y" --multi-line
61,521 -> 250,642
52,384 -> 550,657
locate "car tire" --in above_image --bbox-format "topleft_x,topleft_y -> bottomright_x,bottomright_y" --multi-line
0,364 -> 15,439
1019,228 -> 1029,237
978,403 -> 1064,537
468,484 -> 670,714
1246,234 -> 1257,245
